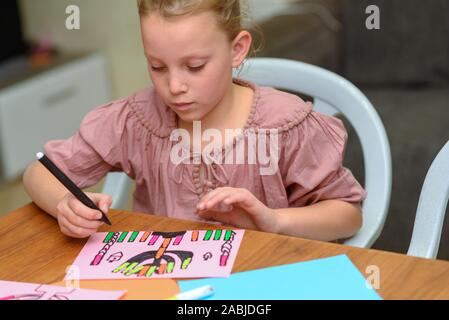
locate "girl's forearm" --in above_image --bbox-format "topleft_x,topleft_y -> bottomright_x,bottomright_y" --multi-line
273,200 -> 363,242
22,160 -> 69,219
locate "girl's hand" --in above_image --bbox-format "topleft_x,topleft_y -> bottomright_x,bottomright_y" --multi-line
56,192 -> 112,238
196,187 -> 280,233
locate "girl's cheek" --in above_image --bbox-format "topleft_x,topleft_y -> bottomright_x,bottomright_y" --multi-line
151,79 -> 168,100
150,73 -> 165,87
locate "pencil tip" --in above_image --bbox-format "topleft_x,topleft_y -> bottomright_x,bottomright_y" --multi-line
103,215 -> 112,225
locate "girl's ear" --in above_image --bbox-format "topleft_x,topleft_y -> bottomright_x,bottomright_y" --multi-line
231,30 -> 252,68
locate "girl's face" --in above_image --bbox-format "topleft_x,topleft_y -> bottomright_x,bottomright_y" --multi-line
140,11 -> 249,122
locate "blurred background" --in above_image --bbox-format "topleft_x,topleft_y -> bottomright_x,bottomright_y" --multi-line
0,0 -> 448,259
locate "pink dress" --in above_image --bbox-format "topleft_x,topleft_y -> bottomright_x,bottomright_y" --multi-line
44,79 -> 366,222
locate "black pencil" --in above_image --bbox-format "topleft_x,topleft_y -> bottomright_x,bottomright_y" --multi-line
36,152 -> 112,225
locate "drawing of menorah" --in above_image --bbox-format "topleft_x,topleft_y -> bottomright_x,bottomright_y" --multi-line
90,230 -> 236,278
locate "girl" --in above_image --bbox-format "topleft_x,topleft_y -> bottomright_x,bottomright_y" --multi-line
23,0 -> 366,241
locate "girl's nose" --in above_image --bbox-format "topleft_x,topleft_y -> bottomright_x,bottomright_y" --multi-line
168,73 -> 188,95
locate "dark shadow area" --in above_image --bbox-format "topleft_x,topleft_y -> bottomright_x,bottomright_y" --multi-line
255,0 -> 449,258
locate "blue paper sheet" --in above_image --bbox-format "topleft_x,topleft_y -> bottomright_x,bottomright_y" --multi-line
178,254 -> 382,300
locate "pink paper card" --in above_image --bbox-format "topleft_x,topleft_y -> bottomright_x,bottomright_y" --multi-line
66,230 -> 245,280
0,280 -> 126,300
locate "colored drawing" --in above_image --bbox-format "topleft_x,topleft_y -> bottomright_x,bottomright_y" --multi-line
224,230 -> 233,241
220,231 -> 236,266
203,252 -> 213,261
149,234 -> 159,245
103,232 -> 115,243
191,231 -> 199,241
67,230 -> 245,280
118,232 -> 129,243
204,230 -> 213,241
91,232 -> 120,266
140,231 -> 151,242
173,235 -> 183,245
107,252 -> 123,263
0,281 -> 126,300
214,230 -> 222,240
129,231 -> 139,242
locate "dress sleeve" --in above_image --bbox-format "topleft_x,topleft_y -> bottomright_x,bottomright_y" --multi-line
279,111 -> 367,207
43,98 -> 135,189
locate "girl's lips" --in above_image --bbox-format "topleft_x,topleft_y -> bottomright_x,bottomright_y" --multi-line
172,102 -> 193,110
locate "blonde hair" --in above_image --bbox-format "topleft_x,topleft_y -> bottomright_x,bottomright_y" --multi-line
137,0 -> 251,42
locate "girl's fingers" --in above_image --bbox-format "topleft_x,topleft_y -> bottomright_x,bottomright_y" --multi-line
197,188 -> 261,221
59,215 -> 97,238
198,209 -> 230,225
88,193 -> 113,212
59,225 -> 75,238
211,191 -> 248,211
67,198 -> 103,221
198,187 -> 237,210
197,188 -> 223,209
60,223 -> 82,239
66,209 -> 104,230
200,190 -> 235,211
61,201 -> 103,229
223,191 -> 262,213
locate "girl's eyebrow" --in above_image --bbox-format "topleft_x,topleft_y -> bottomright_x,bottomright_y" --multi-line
146,53 -> 210,62
145,54 -> 162,61
180,53 -> 210,60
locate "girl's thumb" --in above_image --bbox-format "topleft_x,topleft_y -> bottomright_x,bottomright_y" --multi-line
100,203 -> 108,213
99,195 -> 112,212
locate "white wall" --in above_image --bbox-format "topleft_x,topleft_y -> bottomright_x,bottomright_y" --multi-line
18,0 -> 295,99
19,0 -> 148,99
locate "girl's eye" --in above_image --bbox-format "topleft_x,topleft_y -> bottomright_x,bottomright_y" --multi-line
188,64 -> 205,72
151,66 -> 166,72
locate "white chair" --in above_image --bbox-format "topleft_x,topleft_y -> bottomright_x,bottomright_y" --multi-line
239,58 -> 392,248
102,58 -> 392,249
407,141 -> 449,259
102,172 -> 133,210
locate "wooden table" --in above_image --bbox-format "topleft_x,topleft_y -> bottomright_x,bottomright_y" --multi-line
1,203 -> 449,300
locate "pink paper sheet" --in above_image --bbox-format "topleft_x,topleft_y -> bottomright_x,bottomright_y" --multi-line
0,280 -> 126,300
66,230 -> 245,280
